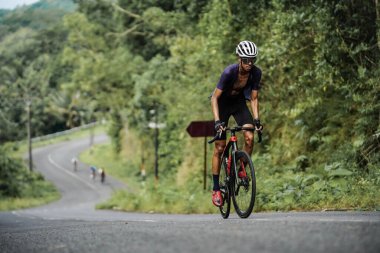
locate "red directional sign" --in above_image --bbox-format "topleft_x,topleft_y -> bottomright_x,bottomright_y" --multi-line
186,120 -> 215,137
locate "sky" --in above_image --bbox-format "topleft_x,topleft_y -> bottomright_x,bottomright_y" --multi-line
0,0 -> 39,10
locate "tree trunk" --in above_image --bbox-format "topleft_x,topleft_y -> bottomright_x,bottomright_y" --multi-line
154,108 -> 159,181
376,0 -> 380,50
27,101 -> 33,172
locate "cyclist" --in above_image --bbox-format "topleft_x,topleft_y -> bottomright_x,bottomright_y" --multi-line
71,157 -> 78,171
90,165 -> 97,180
210,40 -> 263,207
99,168 -> 106,183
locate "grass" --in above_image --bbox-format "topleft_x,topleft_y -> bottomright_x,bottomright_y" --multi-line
3,121 -> 378,214
254,154 -> 380,212
10,122 -> 375,214
80,129 -> 219,214
81,130 -> 380,214
0,171 -> 60,211
95,182 -> 216,214
0,190 -> 60,211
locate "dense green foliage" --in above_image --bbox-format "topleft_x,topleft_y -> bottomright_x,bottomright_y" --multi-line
0,0 -> 77,142
0,145 -> 59,210
82,129 -> 378,213
0,0 -> 379,211
0,146 -> 27,197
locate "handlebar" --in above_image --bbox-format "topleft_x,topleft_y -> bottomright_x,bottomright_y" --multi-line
208,126 -> 262,144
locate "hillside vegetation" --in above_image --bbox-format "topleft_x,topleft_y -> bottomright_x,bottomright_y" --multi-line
0,0 -> 379,212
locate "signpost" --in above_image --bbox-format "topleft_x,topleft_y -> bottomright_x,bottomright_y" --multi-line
186,120 -> 215,190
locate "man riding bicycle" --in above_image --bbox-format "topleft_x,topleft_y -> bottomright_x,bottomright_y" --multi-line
210,40 -> 263,207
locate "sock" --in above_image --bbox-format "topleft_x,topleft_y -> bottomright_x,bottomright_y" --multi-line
213,174 -> 220,191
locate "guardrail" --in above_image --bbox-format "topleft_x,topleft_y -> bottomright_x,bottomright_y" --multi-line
32,122 -> 99,143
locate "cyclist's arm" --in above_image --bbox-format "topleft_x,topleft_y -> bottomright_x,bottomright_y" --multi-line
211,88 -> 223,121
250,90 -> 259,119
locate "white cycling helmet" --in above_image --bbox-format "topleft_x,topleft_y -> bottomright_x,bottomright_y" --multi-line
236,40 -> 258,58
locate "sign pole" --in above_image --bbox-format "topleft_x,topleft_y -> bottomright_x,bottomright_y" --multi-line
148,107 -> 166,184
186,120 -> 214,191
204,136 -> 207,190
154,109 -> 159,181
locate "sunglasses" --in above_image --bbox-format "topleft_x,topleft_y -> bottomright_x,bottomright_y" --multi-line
241,57 -> 257,64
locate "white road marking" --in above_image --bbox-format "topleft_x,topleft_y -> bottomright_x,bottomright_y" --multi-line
12,211 -> 37,219
137,220 -> 156,222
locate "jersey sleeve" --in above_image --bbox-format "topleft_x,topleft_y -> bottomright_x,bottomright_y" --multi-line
244,67 -> 262,100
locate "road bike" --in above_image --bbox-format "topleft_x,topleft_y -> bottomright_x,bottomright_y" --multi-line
209,126 -> 262,219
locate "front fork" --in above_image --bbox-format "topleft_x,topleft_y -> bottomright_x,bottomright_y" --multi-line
224,141 -> 237,180
232,151 -> 249,195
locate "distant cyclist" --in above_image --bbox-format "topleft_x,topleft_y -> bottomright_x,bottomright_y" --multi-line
99,168 -> 106,183
210,40 -> 263,207
90,166 -> 97,180
71,157 -> 78,171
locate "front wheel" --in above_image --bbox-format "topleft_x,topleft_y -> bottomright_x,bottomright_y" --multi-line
232,151 -> 256,218
219,156 -> 231,219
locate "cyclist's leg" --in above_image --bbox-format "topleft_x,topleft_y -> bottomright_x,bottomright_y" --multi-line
213,98 -> 230,190
212,100 -> 230,206
212,140 -> 226,206
242,124 -> 254,156
212,117 -> 227,191
212,140 -> 226,182
233,100 -> 254,156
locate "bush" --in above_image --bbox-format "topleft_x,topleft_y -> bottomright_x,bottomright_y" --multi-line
0,146 -> 58,200
0,146 -> 27,197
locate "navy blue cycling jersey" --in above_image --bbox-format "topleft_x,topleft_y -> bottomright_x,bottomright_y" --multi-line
216,63 -> 261,100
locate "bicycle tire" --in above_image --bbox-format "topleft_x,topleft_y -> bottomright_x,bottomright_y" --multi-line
219,155 -> 231,219
231,151 -> 256,218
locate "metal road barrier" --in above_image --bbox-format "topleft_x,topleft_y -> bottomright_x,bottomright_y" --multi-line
31,122 -> 99,143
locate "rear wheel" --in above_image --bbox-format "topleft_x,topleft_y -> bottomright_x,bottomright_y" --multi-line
219,156 -> 231,219
232,151 -> 256,218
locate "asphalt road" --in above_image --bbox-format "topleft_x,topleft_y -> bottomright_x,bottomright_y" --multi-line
0,134 -> 379,253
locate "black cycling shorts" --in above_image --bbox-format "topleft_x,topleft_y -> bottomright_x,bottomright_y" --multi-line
215,95 -> 254,140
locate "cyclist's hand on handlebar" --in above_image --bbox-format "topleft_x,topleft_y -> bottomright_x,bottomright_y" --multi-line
208,121 -> 226,144
214,120 -> 226,132
253,118 -> 263,132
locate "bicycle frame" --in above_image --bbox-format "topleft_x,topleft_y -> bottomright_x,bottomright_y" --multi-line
221,131 -> 245,187
209,126 -> 260,184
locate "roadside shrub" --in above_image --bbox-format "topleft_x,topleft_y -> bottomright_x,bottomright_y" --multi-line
0,146 -> 57,200
0,146 -> 27,197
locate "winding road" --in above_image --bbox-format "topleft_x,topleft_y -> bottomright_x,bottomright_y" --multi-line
0,134 -> 379,253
